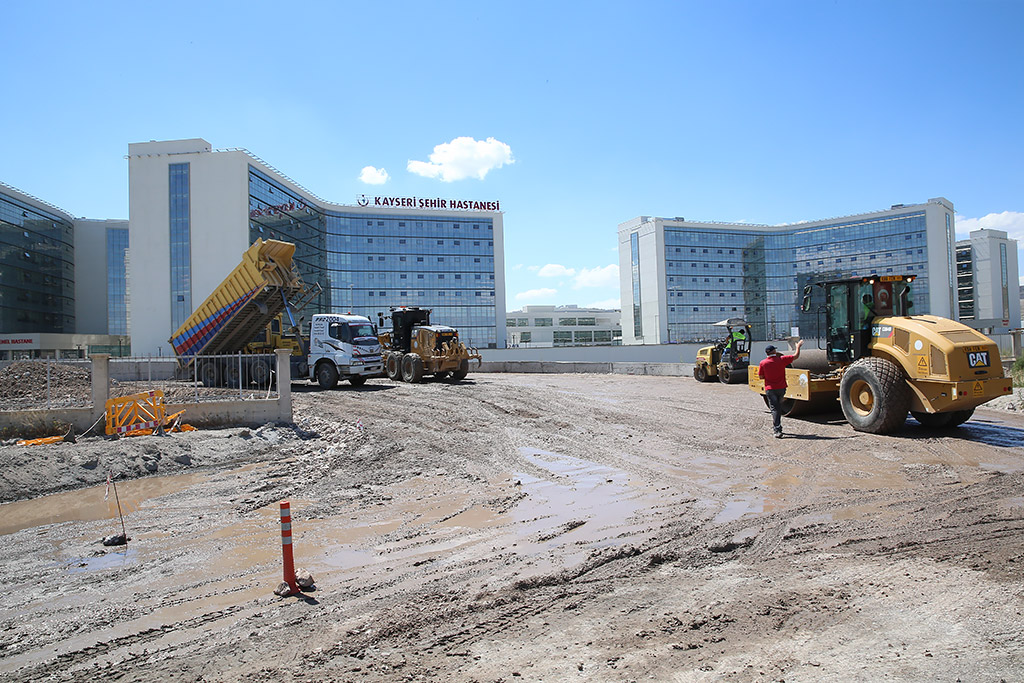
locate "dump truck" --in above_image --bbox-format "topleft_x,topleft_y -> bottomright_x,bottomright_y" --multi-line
694,318 -> 752,384
377,306 -> 481,383
748,274 -> 1014,434
169,239 -> 382,388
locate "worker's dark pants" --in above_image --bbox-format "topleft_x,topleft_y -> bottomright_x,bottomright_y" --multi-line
765,388 -> 786,435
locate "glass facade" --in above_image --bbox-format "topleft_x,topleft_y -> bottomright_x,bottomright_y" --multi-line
661,211 -> 931,342
247,167 -> 499,348
0,189 -> 75,333
630,232 -> 642,339
169,163 -> 191,331
999,242 -> 1009,320
106,226 -> 129,334
955,242 -> 974,320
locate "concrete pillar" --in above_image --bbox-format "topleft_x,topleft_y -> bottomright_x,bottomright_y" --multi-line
90,354 -> 111,421
275,349 -> 293,423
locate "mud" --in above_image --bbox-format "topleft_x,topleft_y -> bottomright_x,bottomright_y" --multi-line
0,373 -> 1022,681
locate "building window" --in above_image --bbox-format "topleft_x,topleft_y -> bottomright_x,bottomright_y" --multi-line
169,163 -> 191,331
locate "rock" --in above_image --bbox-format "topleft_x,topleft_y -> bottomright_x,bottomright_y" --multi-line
173,454 -> 192,465
142,459 -> 158,472
273,582 -> 294,597
76,456 -> 99,470
296,569 -> 315,589
237,429 -> 252,439
102,534 -> 129,546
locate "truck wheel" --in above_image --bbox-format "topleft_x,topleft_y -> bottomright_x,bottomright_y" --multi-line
348,375 -> 367,387
402,354 -> 424,383
316,363 -> 338,390
249,358 -> 272,386
199,360 -> 220,387
947,408 -> 975,427
385,354 -> 402,381
224,363 -> 242,389
694,364 -> 709,382
911,411 -> 952,428
839,357 -> 910,434
451,359 -> 469,381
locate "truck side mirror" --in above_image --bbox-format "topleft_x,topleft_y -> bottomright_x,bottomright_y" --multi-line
800,285 -> 813,313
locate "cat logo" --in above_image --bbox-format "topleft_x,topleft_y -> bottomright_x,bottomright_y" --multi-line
967,350 -> 990,368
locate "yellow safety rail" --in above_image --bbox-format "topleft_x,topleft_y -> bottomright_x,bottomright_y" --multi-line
105,390 -> 166,436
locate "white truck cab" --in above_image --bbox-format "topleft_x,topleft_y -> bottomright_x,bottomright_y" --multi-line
308,314 -> 383,388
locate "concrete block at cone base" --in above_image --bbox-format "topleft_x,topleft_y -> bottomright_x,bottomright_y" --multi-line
296,568 -> 315,589
274,582 -> 294,597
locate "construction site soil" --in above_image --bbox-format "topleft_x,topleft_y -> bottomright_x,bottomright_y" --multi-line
0,372 -> 1022,682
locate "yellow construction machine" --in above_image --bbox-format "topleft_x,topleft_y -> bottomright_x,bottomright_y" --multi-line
377,306 -> 481,383
694,318 -> 752,384
749,275 -> 1013,433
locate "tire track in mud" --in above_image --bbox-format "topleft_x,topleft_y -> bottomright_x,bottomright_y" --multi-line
9,604 -> 248,681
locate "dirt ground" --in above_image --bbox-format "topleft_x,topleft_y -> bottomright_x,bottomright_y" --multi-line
0,372 -> 1022,682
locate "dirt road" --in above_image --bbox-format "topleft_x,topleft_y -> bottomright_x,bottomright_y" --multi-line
1,372 -> 1022,681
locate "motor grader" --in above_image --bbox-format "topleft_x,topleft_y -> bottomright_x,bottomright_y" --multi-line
694,318 -> 752,384
377,306 -> 481,383
748,274 -> 1013,434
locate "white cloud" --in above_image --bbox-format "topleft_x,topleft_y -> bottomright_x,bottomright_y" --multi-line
407,136 -> 514,182
585,298 -> 621,310
537,264 -> 576,278
514,288 -> 557,302
573,264 -> 620,289
358,166 -> 389,185
955,210 -> 1024,242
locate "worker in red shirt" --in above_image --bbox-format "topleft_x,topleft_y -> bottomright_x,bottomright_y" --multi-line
758,340 -> 803,438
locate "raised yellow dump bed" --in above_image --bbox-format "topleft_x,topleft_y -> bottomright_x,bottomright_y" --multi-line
169,239 -> 305,358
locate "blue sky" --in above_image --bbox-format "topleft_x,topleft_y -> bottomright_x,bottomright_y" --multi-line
3,0 -> 1023,309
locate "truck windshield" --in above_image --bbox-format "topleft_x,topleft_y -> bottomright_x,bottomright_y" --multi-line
349,323 -> 378,346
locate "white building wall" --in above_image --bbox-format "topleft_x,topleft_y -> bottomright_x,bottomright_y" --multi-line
618,217 -> 667,344
922,197 -> 956,319
971,228 -> 1021,328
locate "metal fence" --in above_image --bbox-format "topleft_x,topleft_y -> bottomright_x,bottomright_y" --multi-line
110,354 -> 281,403
0,353 -> 282,413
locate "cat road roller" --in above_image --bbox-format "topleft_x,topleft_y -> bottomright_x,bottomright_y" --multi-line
748,274 -> 1013,434
378,306 -> 481,383
694,318 -> 752,384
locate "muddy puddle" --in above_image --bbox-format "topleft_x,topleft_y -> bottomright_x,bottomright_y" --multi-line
0,472 -> 206,536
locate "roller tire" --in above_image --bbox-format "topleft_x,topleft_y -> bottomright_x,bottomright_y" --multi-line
402,354 -> 424,383
947,408 -> 975,427
694,363 -> 712,383
385,354 -> 402,381
911,410 -> 952,428
451,359 -> 469,381
316,362 -> 338,390
839,357 -> 910,434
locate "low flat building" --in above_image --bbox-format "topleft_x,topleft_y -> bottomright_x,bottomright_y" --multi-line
505,305 -> 621,347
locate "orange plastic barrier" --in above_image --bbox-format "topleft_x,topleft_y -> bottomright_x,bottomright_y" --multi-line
105,390 -> 166,436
